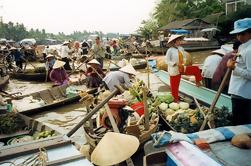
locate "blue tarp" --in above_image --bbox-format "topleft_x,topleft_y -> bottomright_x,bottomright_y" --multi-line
170,29 -> 191,34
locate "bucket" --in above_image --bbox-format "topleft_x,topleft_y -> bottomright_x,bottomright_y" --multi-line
131,102 -> 144,116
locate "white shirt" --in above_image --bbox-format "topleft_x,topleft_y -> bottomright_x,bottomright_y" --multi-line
60,45 -> 70,58
103,71 -> 131,91
165,46 -> 186,76
202,54 -> 222,79
229,39 -> 251,99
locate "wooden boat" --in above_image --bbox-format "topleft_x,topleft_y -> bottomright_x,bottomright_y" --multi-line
12,84 -> 97,115
10,67 -> 79,82
109,61 -> 147,71
154,70 -> 232,111
0,75 -> 9,90
0,113 -> 92,165
143,133 -> 251,166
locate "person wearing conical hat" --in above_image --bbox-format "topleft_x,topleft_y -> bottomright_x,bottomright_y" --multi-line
49,60 -> 69,86
84,59 -> 105,88
202,48 -> 228,90
227,18 -> 251,125
103,64 -> 137,91
166,34 -> 202,102
45,54 -> 56,71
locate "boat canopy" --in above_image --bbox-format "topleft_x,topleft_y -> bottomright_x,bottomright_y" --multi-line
201,28 -> 220,32
170,29 -> 191,34
20,38 -> 36,45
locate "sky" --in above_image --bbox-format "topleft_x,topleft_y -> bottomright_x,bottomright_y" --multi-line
0,0 -> 157,34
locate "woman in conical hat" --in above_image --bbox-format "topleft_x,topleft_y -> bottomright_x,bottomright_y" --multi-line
49,60 -> 69,86
85,59 -> 105,88
103,64 -> 137,91
166,34 -> 202,102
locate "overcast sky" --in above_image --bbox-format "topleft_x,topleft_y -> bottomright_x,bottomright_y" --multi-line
1,0 -> 157,34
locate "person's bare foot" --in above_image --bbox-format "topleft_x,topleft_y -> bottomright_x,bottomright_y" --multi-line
196,81 -> 202,87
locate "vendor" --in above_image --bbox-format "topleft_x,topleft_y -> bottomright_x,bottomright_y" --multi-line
45,54 -> 56,72
9,47 -> 23,71
49,60 -> 70,86
166,35 -> 202,102
85,59 -> 105,88
103,64 -> 137,91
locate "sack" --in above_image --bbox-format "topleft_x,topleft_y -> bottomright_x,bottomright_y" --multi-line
156,57 -> 167,71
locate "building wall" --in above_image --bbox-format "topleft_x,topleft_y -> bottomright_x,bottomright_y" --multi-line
224,0 -> 251,15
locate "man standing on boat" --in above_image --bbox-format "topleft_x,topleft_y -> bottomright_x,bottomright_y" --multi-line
227,18 -> 251,125
91,37 -> 105,68
60,41 -> 74,70
165,35 -> 202,102
212,41 -> 241,94
202,48 -> 226,90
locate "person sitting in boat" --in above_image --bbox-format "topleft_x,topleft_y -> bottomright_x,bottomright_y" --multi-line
212,41 -> 242,94
165,34 -> 202,102
50,60 -> 70,86
85,59 -> 105,88
45,54 -> 56,71
103,64 -> 137,91
202,48 -> 227,90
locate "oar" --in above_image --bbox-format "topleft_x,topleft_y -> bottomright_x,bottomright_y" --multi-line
66,85 -> 125,137
199,54 -> 238,131
21,57 -> 37,70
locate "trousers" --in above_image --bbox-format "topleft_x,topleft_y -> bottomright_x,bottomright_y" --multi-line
170,66 -> 202,102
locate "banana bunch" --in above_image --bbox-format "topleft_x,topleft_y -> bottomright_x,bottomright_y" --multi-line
34,130 -> 56,140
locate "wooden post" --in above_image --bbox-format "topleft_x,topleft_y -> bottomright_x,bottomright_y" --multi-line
86,106 -> 94,134
143,86 -> 149,130
199,68 -> 232,131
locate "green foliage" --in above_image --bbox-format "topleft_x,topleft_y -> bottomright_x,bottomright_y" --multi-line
218,5 -> 251,37
138,17 -> 159,39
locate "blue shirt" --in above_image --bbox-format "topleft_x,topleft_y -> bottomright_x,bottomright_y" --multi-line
228,39 -> 251,99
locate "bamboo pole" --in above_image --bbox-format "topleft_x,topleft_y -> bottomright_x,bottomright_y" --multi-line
143,86 -> 149,130
66,85 -> 124,137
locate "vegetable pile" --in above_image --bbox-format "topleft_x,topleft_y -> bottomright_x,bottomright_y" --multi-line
0,112 -> 26,134
160,101 -> 232,133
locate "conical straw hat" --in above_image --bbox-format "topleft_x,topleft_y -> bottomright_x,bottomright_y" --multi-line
119,64 -> 137,75
168,34 -> 184,44
88,59 -> 100,65
211,49 -> 226,56
53,60 -> 65,69
46,54 -> 54,59
91,132 -> 139,166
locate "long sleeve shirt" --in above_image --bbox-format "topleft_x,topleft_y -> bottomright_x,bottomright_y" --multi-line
165,46 -> 186,76
228,39 -> 251,99
202,54 -> 222,79
103,71 -> 131,91
212,52 -> 235,85
91,43 -> 105,59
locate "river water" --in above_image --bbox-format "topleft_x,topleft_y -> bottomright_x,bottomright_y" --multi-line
4,49 -> 213,148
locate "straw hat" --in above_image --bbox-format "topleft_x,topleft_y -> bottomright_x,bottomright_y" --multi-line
91,132 -> 139,166
119,64 -> 137,75
88,59 -> 100,65
168,34 -> 184,44
9,47 -> 17,51
53,60 -> 65,69
46,54 -> 54,59
212,49 -> 226,56
63,41 -> 70,45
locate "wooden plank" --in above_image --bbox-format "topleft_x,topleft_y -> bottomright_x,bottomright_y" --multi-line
0,135 -> 70,160
46,154 -> 85,166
